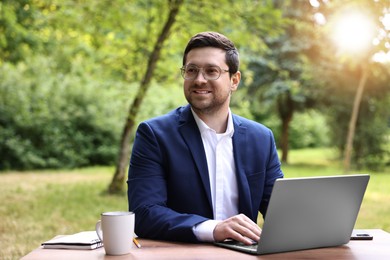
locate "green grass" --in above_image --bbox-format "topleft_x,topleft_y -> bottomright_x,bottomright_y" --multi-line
1,148 -> 389,260
0,167 -> 126,260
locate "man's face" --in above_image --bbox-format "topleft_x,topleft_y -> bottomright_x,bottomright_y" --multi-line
183,47 -> 240,115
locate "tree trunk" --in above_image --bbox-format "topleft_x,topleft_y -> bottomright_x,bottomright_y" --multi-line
343,65 -> 368,173
280,115 -> 291,163
278,94 -> 294,163
108,0 -> 184,194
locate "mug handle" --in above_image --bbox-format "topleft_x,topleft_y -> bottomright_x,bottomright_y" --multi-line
95,220 -> 103,241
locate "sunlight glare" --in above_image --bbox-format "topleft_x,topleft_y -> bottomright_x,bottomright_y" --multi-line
372,51 -> 390,63
332,12 -> 376,53
382,13 -> 390,30
309,0 -> 320,8
314,12 -> 326,25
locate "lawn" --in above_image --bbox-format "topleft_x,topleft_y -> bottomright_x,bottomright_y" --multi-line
1,148 -> 389,260
0,167 -> 126,260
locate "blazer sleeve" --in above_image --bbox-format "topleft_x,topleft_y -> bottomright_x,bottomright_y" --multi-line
127,121 -> 208,243
260,129 -> 284,216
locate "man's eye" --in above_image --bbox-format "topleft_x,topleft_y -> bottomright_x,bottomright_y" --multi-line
186,67 -> 198,73
205,67 -> 219,74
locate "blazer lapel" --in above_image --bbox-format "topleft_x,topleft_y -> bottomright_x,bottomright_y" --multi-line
232,116 -> 254,219
178,105 -> 213,212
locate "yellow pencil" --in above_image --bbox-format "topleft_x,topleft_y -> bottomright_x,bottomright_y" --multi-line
133,238 -> 141,248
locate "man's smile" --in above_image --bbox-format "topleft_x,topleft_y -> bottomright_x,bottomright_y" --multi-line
193,90 -> 211,94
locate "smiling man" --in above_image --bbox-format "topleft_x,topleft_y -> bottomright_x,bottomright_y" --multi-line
127,31 -> 283,245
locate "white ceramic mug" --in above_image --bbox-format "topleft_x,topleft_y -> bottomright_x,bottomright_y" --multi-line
95,211 -> 135,255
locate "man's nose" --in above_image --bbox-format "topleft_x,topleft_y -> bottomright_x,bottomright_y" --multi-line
194,69 -> 207,83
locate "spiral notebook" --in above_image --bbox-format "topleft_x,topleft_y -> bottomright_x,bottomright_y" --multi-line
41,231 -> 103,250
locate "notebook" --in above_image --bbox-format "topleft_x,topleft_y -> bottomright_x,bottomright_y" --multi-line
42,231 -> 103,250
215,174 -> 370,255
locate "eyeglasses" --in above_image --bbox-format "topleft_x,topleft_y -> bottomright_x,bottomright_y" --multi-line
180,65 -> 229,81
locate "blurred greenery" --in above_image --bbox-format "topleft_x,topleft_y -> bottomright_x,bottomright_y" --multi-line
0,0 -> 389,171
0,1 -> 389,259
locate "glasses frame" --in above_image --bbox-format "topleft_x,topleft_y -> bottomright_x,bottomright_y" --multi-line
180,65 -> 230,81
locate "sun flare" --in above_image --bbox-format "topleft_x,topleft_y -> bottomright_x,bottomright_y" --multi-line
332,12 -> 376,53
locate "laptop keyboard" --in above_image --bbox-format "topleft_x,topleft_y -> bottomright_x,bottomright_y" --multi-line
221,240 -> 258,251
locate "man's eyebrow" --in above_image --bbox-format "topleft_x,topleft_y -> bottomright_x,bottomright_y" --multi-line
186,62 -> 219,67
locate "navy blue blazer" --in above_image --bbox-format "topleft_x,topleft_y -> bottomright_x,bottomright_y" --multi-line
127,104 -> 283,243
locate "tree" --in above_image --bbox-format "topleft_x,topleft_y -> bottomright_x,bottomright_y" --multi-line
108,0 -> 287,193
108,0 -> 184,193
314,0 -> 390,171
327,1 -> 389,172
244,0 -> 320,163
0,0 -> 43,64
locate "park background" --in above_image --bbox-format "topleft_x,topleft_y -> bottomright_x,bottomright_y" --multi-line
1,0 -> 389,259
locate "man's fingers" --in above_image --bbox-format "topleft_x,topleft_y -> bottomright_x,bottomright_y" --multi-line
235,214 -> 262,235
213,214 -> 262,244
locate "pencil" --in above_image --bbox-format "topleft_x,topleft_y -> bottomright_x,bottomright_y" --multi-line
133,238 -> 141,248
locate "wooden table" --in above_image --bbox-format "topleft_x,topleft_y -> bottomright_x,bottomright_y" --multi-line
21,229 -> 390,259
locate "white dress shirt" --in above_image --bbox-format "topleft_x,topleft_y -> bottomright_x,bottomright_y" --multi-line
191,109 -> 239,241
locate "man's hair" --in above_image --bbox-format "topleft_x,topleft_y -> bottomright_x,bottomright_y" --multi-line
183,32 -> 239,75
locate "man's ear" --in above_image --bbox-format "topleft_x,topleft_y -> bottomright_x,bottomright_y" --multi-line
230,71 -> 241,92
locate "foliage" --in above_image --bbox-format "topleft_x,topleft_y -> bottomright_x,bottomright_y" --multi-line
0,0 -> 389,171
242,0 -> 390,167
261,110 -> 330,150
324,91 -> 390,171
240,0 -> 325,163
288,110 -> 331,149
312,0 -> 390,171
0,0 -> 43,64
0,56 -> 128,170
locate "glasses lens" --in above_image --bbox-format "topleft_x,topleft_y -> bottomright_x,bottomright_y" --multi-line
203,66 -> 221,80
183,65 -> 199,80
181,65 -> 223,80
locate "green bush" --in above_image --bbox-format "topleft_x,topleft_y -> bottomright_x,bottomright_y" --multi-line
261,110 -> 330,149
0,56 -> 128,170
289,110 -> 330,149
326,95 -> 390,171
353,98 -> 390,171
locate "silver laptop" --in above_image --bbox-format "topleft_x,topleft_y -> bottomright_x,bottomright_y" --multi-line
215,174 -> 370,255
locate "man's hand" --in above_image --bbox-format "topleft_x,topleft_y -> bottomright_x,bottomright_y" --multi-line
213,214 -> 262,245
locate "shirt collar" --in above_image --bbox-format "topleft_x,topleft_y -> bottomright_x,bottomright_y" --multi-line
191,108 -> 234,137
